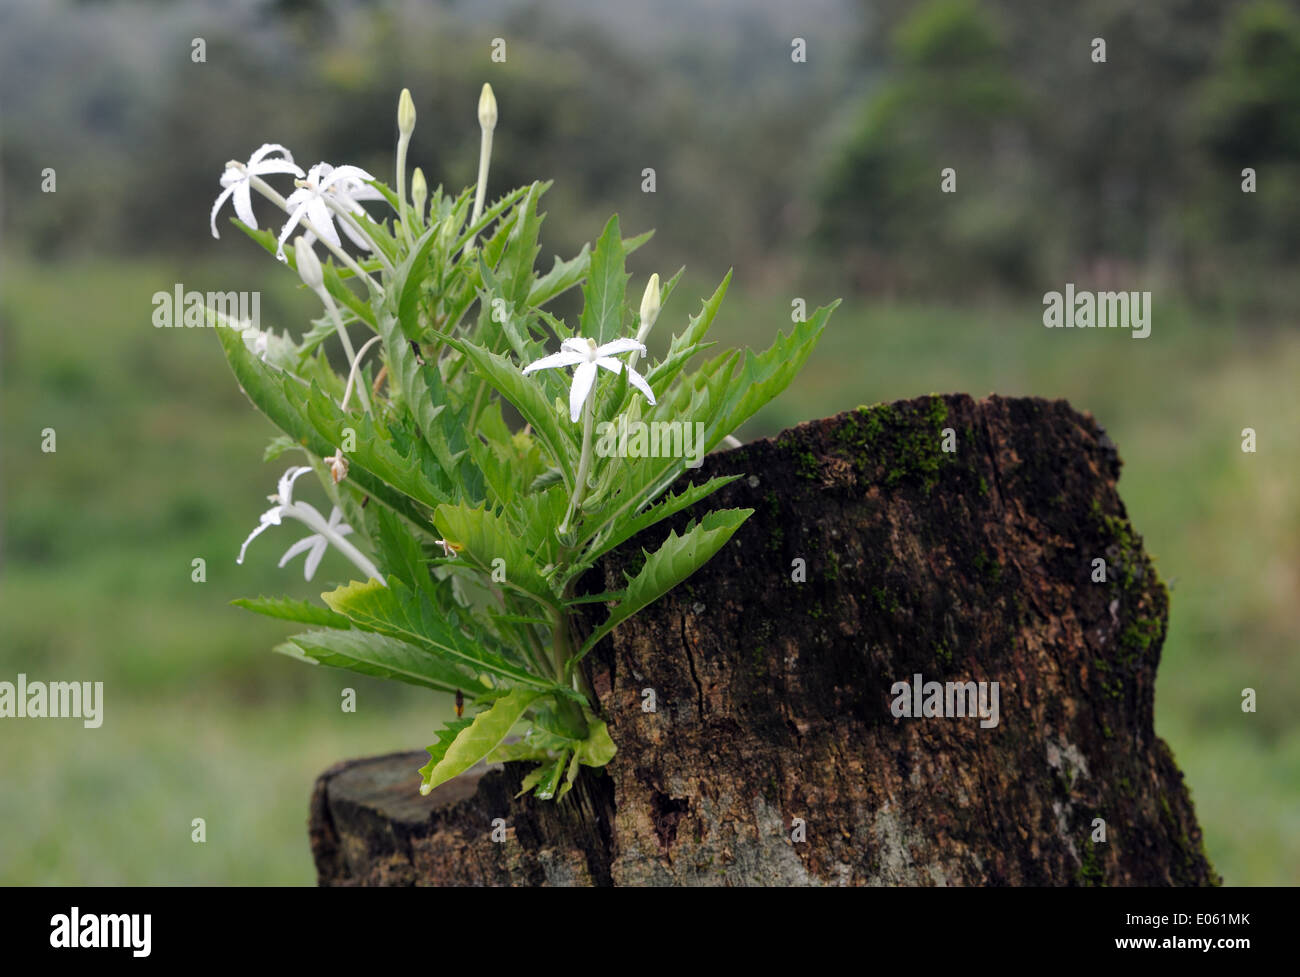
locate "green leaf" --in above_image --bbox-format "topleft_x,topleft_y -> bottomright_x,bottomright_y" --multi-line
216,324 -> 436,535
323,578 -> 554,690
707,300 -> 839,448
441,336 -> 577,491
419,687 -> 542,792
579,215 -> 629,346
576,715 -> 616,767
576,508 -> 753,660
434,502 -> 558,608
395,223 -> 442,333
283,628 -> 490,696
527,229 -> 652,310
520,751 -> 568,800
232,595 -> 353,629
580,474 -> 742,567
554,751 -> 582,802
418,718 -> 473,786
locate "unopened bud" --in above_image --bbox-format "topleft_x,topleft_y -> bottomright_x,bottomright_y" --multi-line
636,273 -> 661,343
411,166 -> 428,220
478,83 -> 498,132
398,88 -> 416,138
294,236 -> 324,293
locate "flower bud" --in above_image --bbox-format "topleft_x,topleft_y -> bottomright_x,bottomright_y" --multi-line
398,88 -> 416,138
411,166 -> 428,220
478,83 -> 498,132
636,273 -> 661,343
294,236 -> 324,293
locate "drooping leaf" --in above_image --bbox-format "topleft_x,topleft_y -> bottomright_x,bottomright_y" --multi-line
283,628 -> 490,696
420,687 -> 543,792
232,595 -> 353,629
323,578 -> 554,690
577,508 -> 753,660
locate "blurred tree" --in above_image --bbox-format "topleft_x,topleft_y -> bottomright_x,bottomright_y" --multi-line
814,0 -> 1036,293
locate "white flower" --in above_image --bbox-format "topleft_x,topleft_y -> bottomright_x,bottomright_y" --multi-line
276,162 -> 383,260
278,505 -> 354,581
522,337 -> 656,423
210,144 -> 304,239
238,466 -> 383,583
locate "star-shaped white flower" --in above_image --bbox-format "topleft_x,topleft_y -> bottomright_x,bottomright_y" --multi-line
276,162 -> 383,260
238,466 -> 383,583
522,337 -> 656,422
277,504 -> 354,581
210,144 -> 304,239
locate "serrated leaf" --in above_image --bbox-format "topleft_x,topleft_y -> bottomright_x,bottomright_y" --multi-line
554,751 -> 583,802
520,751 -> 568,799
418,717 -> 474,785
323,578 -> 554,690
707,300 -> 839,448
577,508 -> 753,660
232,595 -> 353,629
216,324 -> 437,534
441,336 -> 577,491
434,502 -> 558,608
580,474 -> 742,567
580,215 -> 629,346
285,628 -> 490,696
420,687 -> 542,792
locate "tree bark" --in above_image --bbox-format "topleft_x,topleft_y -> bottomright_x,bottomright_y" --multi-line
308,394 -> 1218,886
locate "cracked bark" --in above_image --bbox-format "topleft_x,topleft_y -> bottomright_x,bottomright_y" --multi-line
308,394 -> 1217,886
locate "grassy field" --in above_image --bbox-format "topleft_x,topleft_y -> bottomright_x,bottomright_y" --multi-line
1,255 -> 1296,883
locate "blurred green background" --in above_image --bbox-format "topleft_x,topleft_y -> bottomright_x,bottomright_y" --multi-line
1,0 -> 1297,884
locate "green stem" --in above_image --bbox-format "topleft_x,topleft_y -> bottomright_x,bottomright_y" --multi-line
557,391 -> 595,535
396,132 -> 412,248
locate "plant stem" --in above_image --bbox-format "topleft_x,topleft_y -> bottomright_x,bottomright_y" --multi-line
557,391 -> 595,534
320,290 -> 372,415
396,131 -> 412,248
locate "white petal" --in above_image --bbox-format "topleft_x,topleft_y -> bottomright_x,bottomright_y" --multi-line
320,165 -> 377,190
569,360 -> 598,423
302,538 -> 329,581
596,358 -> 657,405
210,184 -> 235,238
338,211 -> 375,251
307,198 -> 339,246
233,180 -> 257,230
594,338 -> 645,358
250,158 -> 305,179
237,508 -> 283,564
560,338 -> 591,355
276,202 -> 311,259
248,143 -> 295,166
277,465 -> 313,505
305,162 -> 332,184
277,534 -> 318,568
522,350 -> 585,374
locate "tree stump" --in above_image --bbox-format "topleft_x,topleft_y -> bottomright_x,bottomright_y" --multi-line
308,394 -> 1217,886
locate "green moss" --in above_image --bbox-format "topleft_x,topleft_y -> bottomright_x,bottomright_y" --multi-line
934,642 -> 953,666
844,398 -> 951,493
871,585 -> 901,615
1076,840 -> 1106,886
973,549 -> 1002,583
764,491 -> 784,552
978,475 -> 989,497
